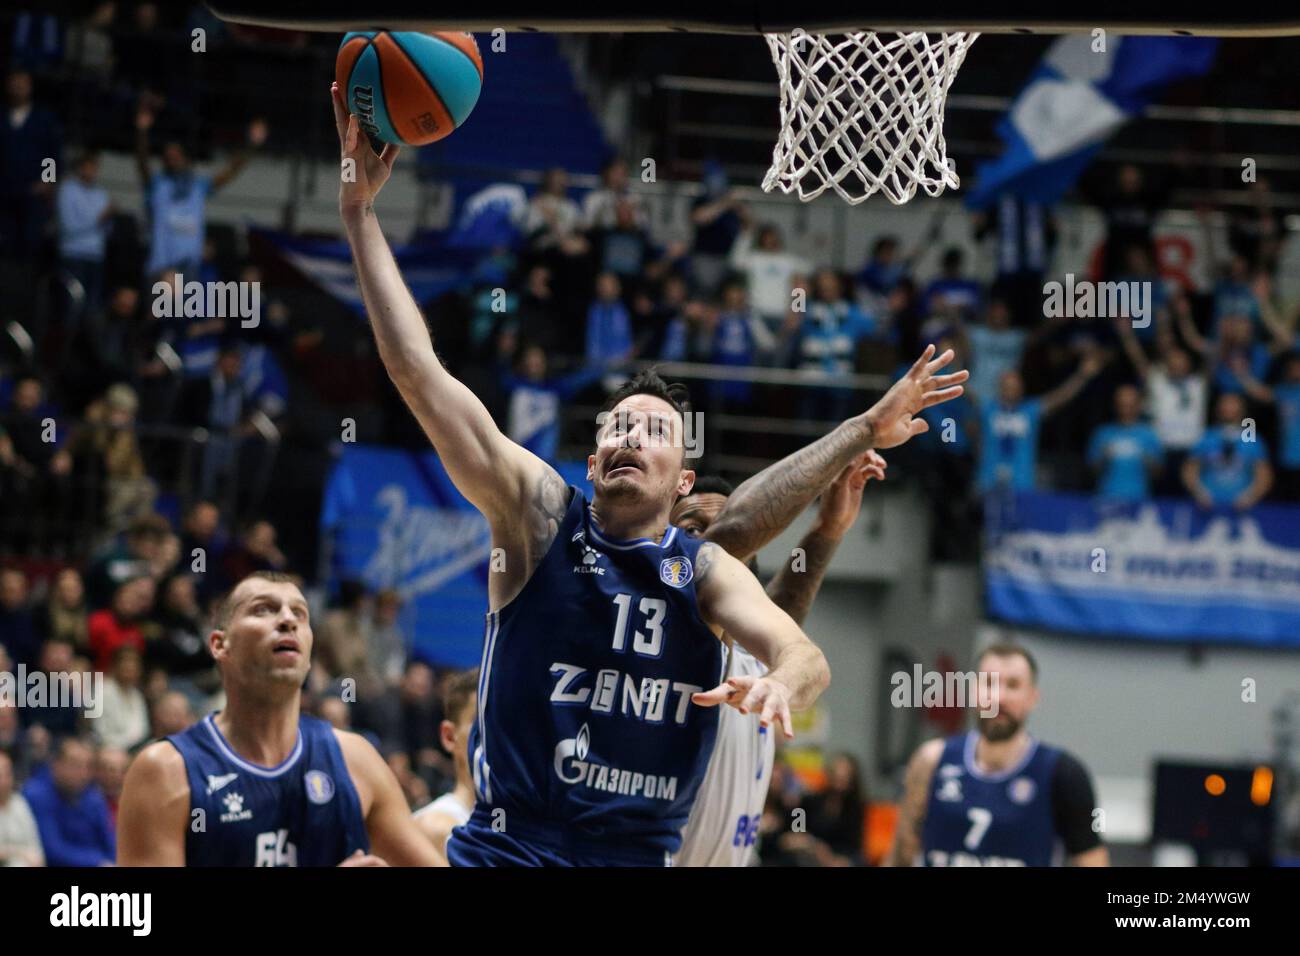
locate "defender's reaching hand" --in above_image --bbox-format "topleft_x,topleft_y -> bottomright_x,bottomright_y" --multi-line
864,345 -> 967,449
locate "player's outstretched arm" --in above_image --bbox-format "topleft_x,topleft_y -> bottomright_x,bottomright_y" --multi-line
116,742 -> 190,866
335,730 -> 446,866
691,543 -> 830,738
331,83 -> 552,528
882,737 -> 943,867
764,454 -> 881,626
707,345 -> 963,562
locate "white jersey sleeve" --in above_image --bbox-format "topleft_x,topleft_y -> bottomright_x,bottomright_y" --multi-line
415,791 -> 473,828
674,645 -> 776,866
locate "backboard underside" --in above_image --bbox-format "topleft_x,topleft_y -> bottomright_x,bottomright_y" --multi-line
206,1 -> 1300,36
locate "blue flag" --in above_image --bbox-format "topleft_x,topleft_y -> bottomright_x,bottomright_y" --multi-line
320,445 -> 594,668
965,35 -> 1218,209
252,226 -> 480,316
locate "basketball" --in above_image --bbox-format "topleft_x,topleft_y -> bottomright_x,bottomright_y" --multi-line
335,30 -> 483,147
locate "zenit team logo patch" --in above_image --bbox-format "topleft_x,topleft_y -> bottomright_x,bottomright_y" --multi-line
305,770 -> 336,805
660,555 -> 693,588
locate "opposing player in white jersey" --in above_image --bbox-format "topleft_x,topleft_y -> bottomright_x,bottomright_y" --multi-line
414,668 -> 477,856
673,435 -> 886,866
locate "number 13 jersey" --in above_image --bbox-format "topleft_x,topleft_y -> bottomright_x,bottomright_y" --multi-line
461,486 -> 724,865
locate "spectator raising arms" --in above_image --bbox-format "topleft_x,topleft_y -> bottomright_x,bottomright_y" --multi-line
134,105 -> 267,279
1116,315 -> 1208,496
975,355 -> 1104,494
729,222 -> 811,325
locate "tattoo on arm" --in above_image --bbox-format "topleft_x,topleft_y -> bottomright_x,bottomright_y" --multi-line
765,529 -> 838,627
708,417 -> 872,561
693,540 -> 719,588
527,467 -> 570,569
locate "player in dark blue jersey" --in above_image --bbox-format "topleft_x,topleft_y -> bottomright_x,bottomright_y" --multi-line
115,571 -> 443,866
331,84 -> 967,865
885,643 -> 1108,867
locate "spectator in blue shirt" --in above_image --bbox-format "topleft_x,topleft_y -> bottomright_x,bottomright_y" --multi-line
134,106 -> 266,280
790,270 -> 878,421
1182,393 -> 1273,510
1234,350 -> 1300,502
709,278 -> 776,407
1111,244 -> 1170,343
1211,252 -> 1262,336
964,296 -> 1027,403
22,737 -> 116,867
502,343 -> 603,463
923,247 -> 983,322
1212,316 -> 1271,396
975,355 -> 1103,493
1176,307 -> 1280,399
1087,384 -> 1164,502
791,271 -> 878,372
57,150 -> 113,326
690,161 -> 749,295
642,274 -> 697,362
856,236 -> 909,299
585,272 -> 635,374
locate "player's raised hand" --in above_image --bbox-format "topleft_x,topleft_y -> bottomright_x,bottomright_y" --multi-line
332,82 -> 400,211
863,344 -> 967,450
693,675 -> 796,740
814,450 -> 885,539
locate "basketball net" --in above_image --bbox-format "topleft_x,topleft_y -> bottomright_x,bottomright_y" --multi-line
763,30 -> 978,205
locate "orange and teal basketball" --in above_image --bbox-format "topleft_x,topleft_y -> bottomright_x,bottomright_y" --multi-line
336,31 -> 483,147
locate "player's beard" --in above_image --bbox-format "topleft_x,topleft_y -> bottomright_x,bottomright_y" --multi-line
977,710 -> 1021,742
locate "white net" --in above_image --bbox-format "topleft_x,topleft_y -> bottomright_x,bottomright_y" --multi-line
763,30 -> 979,205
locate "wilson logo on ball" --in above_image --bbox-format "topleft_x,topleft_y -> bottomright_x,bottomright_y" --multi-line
336,30 -> 483,147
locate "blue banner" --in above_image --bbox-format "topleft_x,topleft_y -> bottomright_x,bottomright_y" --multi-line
984,491 -> 1300,646
320,445 -> 593,667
